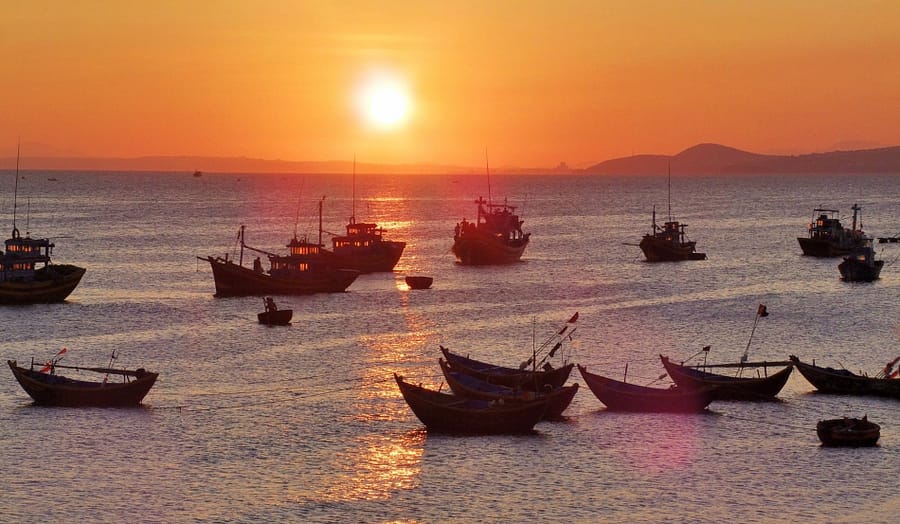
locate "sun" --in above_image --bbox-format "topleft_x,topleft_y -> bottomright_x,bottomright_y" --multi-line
355,71 -> 412,130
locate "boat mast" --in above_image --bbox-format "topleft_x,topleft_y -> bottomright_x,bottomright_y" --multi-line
13,140 -> 20,235
319,196 -> 325,247
851,203 -> 860,233
351,155 -> 356,224
667,162 -> 672,223
485,148 -> 492,207
239,225 -> 245,266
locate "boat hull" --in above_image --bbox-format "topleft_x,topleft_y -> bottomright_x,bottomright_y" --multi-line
578,365 -> 713,413
660,356 -> 792,401
0,265 -> 85,304
798,237 -> 854,257
452,232 -> 528,265
8,361 -> 158,407
204,256 -> 358,297
395,374 -> 546,434
817,418 -> 880,447
329,240 -> 406,273
790,356 -> 900,399
405,276 -> 433,289
440,346 -> 573,391
639,237 -> 705,262
439,358 -> 578,420
258,309 -> 293,325
838,258 -> 883,282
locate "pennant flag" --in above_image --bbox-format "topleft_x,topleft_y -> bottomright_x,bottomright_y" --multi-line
558,325 -> 569,335
39,361 -> 52,373
568,312 -> 579,324
548,342 -> 562,358
702,345 -> 711,352
56,347 -> 68,356
757,304 -> 768,317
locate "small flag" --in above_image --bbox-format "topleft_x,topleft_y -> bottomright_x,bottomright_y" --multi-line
568,312 -> 579,324
702,345 -> 711,352
548,342 -> 562,358
39,361 -> 52,373
56,347 -> 68,356
757,304 -> 768,317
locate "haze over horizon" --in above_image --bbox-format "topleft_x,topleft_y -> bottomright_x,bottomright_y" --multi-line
3,2 -> 900,169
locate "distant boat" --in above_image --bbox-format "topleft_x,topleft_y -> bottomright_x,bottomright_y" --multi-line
798,204 -> 867,257
838,238 -> 883,282
817,417 -> 880,447
193,170 -> 202,177
7,352 -> 158,407
257,297 -> 292,325
452,153 -> 530,265
199,200 -> 359,297
327,160 -> 405,273
638,165 -> 705,262
578,364 -> 714,413
0,145 -> 85,304
790,355 -> 900,399
393,373 -> 547,434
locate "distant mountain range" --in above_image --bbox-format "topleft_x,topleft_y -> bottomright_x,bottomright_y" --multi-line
583,143 -> 900,175
2,143 -> 900,175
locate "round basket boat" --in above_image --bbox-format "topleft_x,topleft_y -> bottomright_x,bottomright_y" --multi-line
405,276 -> 433,290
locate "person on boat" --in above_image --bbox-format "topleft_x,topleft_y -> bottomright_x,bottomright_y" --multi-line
264,297 -> 277,312
253,256 -> 263,273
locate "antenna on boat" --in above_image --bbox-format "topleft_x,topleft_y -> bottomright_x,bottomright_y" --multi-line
351,155 -> 356,224
667,162 -> 672,223
13,139 -> 20,236
485,148 -> 492,207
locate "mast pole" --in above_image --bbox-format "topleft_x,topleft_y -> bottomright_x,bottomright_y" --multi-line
485,148 -> 492,207
352,155 -> 356,224
13,140 -> 20,234
319,196 -> 324,247
667,162 -> 672,223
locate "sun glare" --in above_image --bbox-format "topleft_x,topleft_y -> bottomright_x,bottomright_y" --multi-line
356,71 -> 412,130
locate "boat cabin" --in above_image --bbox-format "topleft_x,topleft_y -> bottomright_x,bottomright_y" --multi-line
333,220 -> 384,250
473,197 -> 527,241
1,229 -> 53,282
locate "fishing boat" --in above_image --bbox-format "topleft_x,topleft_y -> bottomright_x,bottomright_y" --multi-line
578,365 -> 714,413
192,170 -> 202,177
7,351 -> 157,407
438,313 -> 578,391
404,275 -> 433,289
452,196 -> 530,265
838,238 -> 883,282
798,205 -> 867,257
257,297 -> 292,325
659,305 -> 793,401
200,200 -> 359,297
0,146 -> 85,304
439,348 -> 573,391
817,417 -> 880,447
438,358 -> 579,420
394,374 -> 547,434
789,355 -> 900,399
638,165 -> 705,262
327,162 -> 406,272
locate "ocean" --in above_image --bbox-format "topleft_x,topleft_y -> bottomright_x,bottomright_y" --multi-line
0,171 -> 898,523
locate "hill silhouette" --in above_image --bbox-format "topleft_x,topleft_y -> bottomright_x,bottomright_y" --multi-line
584,143 -> 900,175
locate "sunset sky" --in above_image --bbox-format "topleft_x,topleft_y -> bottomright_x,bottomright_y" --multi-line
2,1 -> 900,168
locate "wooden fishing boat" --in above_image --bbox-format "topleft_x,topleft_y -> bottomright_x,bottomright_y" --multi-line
578,365 -> 714,413
394,374 -> 547,434
0,146 -> 85,304
440,346 -> 573,391
817,417 -> 880,447
798,204 -> 867,257
438,358 -> 578,420
452,196 -> 530,265
404,276 -> 433,289
660,355 -> 793,401
8,358 -> 158,407
200,199 -> 359,297
257,297 -> 292,325
838,238 -> 883,282
790,356 -> 900,399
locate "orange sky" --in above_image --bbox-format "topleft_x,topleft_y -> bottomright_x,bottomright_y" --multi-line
2,1 -> 900,168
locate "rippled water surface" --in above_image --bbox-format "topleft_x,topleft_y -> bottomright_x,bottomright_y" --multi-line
1,171 -> 898,523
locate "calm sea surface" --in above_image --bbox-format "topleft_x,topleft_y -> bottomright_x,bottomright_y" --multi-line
0,171 -> 898,523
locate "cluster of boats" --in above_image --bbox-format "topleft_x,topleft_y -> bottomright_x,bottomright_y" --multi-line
392,308 -> 895,447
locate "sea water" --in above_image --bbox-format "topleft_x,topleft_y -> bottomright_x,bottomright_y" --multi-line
0,171 -> 898,523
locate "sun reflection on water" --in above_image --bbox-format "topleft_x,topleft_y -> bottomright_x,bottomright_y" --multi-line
312,430 -> 426,503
